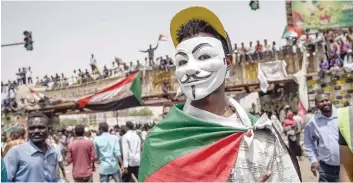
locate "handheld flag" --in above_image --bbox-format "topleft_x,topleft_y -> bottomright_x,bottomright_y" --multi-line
158,34 -> 168,41
282,26 -> 302,39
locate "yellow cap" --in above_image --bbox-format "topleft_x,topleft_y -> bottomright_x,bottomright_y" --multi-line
170,6 -> 228,47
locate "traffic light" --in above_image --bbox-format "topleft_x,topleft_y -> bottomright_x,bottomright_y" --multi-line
23,31 -> 33,51
249,0 -> 260,10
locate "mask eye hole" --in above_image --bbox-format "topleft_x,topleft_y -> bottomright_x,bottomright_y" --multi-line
179,60 -> 187,66
198,54 -> 211,60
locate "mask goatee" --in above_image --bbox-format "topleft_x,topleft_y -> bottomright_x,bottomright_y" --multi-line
192,85 -> 196,99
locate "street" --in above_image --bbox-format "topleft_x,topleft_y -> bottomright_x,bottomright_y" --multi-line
63,157 -> 318,182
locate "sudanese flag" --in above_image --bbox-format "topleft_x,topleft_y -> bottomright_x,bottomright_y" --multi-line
76,72 -> 142,111
138,104 -> 258,182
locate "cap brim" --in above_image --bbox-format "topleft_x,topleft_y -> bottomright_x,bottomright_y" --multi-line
170,6 -> 227,47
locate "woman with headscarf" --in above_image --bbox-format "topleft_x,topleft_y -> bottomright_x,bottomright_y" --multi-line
283,111 -> 303,160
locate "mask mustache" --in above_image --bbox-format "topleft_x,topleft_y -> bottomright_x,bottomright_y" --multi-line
180,72 -> 212,84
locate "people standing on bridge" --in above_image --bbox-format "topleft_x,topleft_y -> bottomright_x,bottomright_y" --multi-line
90,54 -> 99,74
94,122 -> 122,183
3,113 -> 64,182
27,67 -> 33,84
16,68 -> 22,85
66,124 -> 96,182
139,43 -> 159,67
304,93 -> 340,182
122,121 -> 141,182
139,6 -> 301,182
337,106 -> 353,182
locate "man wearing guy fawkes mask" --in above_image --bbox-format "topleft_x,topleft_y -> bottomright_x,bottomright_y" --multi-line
139,6 -> 301,183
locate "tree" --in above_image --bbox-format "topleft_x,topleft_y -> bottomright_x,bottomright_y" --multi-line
60,119 -> 78,126
128,107 -> 153,116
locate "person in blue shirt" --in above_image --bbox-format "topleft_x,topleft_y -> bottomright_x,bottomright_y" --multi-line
94,122 -> 122,183
304,93 -> 340,182
3,113 -> 65,182
1,158 -> 7,182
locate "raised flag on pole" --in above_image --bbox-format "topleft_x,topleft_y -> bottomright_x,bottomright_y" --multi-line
158,34 -> 168,41
76,72 -> 142,111
282,26 -> 302,38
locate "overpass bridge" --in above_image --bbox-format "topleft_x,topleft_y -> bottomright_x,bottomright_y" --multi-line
16,51 -> 315,116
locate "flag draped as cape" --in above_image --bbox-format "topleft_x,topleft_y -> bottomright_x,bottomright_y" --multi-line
139,103 -> 259,182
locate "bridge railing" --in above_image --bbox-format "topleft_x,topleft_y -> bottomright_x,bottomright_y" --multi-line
25,49 -> 321,99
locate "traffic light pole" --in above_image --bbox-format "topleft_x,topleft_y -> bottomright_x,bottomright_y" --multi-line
1,42 -> 25,47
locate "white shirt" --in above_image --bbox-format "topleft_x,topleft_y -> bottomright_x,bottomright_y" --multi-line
182,97 -> 300,182
247,46 -> 255,54
293,115 -> 304,132
90,57 -> 97,65
122,130 -> 141,167
27,70 -> 32,78
2,87 -> 8,101
52,143 -> 63,162
183,100 -> 245,129
9,90 -> 16,99
141,131 -> 147,141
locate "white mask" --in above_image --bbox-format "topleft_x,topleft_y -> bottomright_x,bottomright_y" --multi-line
175,37 -> 227,100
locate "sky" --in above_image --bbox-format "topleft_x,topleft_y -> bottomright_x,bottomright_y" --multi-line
1,1 -> 287,82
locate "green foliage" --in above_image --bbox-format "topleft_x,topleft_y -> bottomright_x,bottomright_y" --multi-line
60,119 -> 78,126
128,107 -> 153,116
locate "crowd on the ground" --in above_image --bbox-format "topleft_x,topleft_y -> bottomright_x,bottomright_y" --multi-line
265,93 -> 352,182
0,93 -> 352,182
1,112 -> 157,182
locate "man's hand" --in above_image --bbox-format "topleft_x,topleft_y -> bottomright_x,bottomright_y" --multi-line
311,162 -> 319,177
123,168 -> 128,174
256,171 -> 272,182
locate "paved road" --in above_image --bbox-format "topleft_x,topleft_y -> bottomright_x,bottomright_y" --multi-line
63,157 -> 318,182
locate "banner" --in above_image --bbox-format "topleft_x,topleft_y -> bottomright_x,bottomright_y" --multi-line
292,1 -> 353,29
151,71 -> 172,93
257,60 -> 288,93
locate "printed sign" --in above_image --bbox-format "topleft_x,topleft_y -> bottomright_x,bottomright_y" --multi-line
292,1 -> 353,29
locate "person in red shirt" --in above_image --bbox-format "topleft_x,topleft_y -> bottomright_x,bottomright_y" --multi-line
255,40 -> 264,61
66,124 -> 96,182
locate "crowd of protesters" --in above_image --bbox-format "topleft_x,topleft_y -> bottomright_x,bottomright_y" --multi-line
1,112 -> 156,182
1,54 -> 174,90
233,28 -> 353,71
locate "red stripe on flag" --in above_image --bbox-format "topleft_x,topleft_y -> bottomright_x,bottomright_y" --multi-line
76,72 -> 138,108
144,132 -> 244,182
29,88 -> 36,93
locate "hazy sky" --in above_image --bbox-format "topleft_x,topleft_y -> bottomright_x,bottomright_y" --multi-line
1,1 -> 286,81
